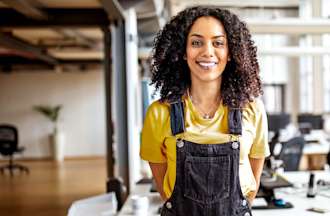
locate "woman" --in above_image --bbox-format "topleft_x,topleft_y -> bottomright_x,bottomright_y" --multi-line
140,6 -> 270,216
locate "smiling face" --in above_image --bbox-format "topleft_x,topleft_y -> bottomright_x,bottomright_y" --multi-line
186,16 -> 230,84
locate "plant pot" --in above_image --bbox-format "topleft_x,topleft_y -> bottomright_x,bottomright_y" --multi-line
50,132 -> 65,162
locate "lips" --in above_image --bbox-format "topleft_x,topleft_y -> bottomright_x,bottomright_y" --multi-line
196,61 -> 218,69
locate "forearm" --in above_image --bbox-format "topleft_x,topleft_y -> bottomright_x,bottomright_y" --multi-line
149,162 -> 168,201
247,157 -> 265,203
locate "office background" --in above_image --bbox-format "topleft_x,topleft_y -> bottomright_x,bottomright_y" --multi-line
1,0 -> 330,215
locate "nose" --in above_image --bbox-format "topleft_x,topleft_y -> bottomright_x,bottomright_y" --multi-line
202,41 -> 215,57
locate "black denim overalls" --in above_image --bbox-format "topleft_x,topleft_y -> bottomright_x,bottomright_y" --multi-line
160,100 -> 252,216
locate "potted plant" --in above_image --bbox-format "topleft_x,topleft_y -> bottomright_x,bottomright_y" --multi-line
34,105 -> 65,161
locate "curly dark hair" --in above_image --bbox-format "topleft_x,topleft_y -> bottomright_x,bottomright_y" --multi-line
150,6 -> 262,108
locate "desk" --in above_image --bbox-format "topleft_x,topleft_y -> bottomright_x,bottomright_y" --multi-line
118,171 -> 330,216
301,136 -> 330,170
274,130 -> 330,170
287,130 -> 330,170
117,185 -> 162,216
253,171 -> 330,215
303,130 -> 330,155
68,192 -> 117,216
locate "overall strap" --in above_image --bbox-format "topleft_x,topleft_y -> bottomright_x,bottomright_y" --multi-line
228,108 -> 242,135
170,100 -> 185,136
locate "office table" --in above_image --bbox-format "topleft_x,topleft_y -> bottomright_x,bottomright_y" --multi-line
303,140 -> 330,155
117,185 -> 162,216
68,192 -> 117,216
274,129 -> 330,155
302,135 -> 330,170
253,171 -> 330,215
117,171 -> 330,216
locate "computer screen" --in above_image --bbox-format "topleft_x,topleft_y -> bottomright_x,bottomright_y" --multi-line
297,114 -> 324,130
267,113 -> 291,132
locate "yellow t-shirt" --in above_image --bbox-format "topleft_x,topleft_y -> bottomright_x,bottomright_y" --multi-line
140,95 -> 270,199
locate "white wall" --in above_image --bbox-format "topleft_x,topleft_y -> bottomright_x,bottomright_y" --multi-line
0,70 -> 106,159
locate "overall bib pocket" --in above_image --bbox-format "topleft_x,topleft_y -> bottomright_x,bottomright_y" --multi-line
184,155 -> 231,204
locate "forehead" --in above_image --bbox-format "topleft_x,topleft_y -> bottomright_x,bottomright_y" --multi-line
188,16 -> 226,37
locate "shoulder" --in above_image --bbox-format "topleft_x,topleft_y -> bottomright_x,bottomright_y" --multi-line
147,99 -> 170,113
245,98 -> 265,112
145,100 -> 171,122
242,98 -> 266,121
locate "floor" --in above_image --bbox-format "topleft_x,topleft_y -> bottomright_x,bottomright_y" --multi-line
0,158 -> 107,216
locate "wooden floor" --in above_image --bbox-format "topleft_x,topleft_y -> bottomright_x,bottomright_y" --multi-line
0,158 -> 107,216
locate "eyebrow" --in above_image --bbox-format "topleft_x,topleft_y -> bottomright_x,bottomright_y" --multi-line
189,33 -> 225,39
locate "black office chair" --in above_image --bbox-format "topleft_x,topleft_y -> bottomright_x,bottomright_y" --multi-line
278,136 -> 305,171
0,124 -> 29,176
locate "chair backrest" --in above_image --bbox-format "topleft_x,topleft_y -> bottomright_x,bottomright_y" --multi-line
279,136 -> 305,171
0,124 -> 18,155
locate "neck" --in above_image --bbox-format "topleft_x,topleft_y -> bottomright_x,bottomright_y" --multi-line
189,80 -> 221,106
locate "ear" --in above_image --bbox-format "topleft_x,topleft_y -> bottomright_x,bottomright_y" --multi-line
183,54 -> 187,60
228,56 -> 231,61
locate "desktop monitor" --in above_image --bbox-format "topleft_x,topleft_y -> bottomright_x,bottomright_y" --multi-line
267,113 -> 291,132
297,114 -> 324,130
267,113 -> 291,157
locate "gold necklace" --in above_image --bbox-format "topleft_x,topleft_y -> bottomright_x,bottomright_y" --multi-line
188,90 -> 221,120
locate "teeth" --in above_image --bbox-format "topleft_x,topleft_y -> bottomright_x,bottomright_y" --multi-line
198,62 -> 216,67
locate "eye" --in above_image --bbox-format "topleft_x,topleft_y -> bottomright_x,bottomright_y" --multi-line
213,40 -> 225,47
191,40 -> 202,47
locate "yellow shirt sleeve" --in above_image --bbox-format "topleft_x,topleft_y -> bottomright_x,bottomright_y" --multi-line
248,99 -> 271,158
140,101 -> 169,163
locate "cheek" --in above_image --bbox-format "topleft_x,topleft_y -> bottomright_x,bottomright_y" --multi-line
186,48 -> 198,60
216,50 -> 229,60
186,53 -> 198,68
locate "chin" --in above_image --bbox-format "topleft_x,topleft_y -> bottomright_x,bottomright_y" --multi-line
197,75 -> 222,82
197,72 -> 223,81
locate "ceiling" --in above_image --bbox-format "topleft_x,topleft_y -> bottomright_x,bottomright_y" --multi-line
169,0 -> 299,15
0,0 -> 302,72
0,0 -> 167,72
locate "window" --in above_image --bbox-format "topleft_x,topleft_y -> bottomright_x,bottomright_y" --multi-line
323,35 -> 330,112
299,36 -> 313,112
254,34 -> 289,113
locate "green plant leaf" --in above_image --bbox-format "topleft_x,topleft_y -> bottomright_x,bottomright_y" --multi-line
33,105 -> 62,123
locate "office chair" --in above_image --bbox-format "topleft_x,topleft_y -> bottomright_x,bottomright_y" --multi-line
278,136 -> 305,171
0,124 -> 29,176
253,136 -> 302,209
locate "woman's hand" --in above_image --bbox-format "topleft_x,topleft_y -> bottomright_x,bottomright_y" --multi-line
246,191 -> 257,206
248,157 -> 266,205
149,162 -> 168,201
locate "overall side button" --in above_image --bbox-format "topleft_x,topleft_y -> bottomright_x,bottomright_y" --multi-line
242,199 -> 247,207
166,201 -> 172,209
176,138 -> 184,148
231,141 -> 239,149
